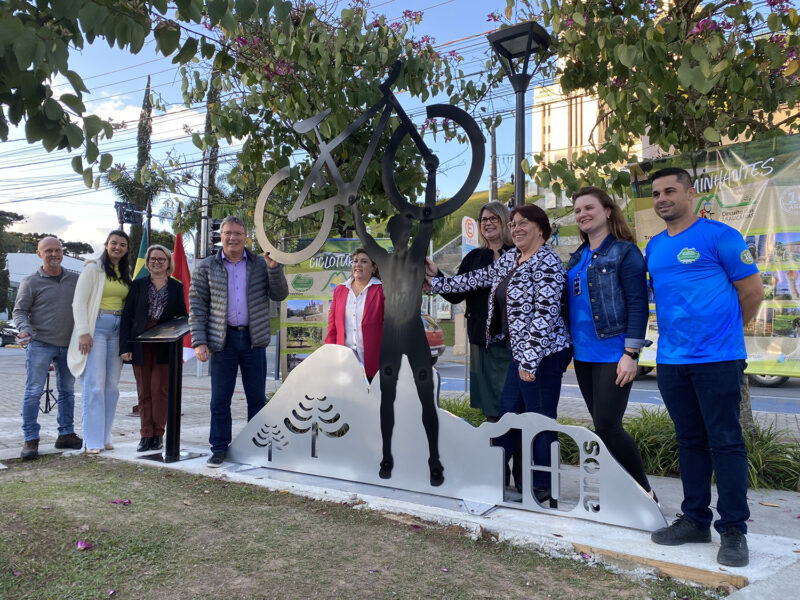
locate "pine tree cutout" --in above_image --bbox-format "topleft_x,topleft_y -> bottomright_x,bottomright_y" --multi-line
284,395 -> 350,457
252,423 -> 288,462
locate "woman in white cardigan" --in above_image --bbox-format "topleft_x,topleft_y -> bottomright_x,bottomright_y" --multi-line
68,230 -> 132,453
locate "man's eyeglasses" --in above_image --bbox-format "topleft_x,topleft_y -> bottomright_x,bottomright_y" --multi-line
222,231 -> 246,238
479,215 -> 500,225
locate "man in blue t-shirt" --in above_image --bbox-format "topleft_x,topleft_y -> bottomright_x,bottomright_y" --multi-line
645,167 -> 763,568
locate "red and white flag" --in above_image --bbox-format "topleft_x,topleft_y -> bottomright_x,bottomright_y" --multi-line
171,233 -> 195,362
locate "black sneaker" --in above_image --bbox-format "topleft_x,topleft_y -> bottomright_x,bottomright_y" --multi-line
206,452 -> 225,468
651,514 -> 712,546
21,439 -> 39,460
717,529 -> 749,567
54,433 -> 83,450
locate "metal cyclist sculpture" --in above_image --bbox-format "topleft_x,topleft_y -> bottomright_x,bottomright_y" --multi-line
254,61 -> 485,486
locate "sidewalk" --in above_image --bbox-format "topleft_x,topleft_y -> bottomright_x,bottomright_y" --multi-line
0,347 -> 281,452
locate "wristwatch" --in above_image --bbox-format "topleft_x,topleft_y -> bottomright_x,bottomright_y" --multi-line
623,350 -> 640,360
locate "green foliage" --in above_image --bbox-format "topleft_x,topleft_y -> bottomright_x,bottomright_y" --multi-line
182,2 -> 492,240
508,0 -> 800,197
625,407 -> 681,478
2,231 -> 93,256
0,1 -> 287,188
438,395 -> 486,427
744,423 -> 800,490
149,229 -> 176,250
0,211 -> 24,312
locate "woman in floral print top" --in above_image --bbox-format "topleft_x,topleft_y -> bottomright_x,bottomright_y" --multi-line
427,204 -> 571,506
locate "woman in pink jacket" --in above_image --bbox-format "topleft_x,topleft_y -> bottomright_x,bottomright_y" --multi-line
325,248 -> 384,380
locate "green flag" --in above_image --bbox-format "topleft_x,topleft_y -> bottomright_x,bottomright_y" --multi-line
132,222 -> 150,280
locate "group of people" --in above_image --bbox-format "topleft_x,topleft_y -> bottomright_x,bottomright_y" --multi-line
15,232 -> 192,457
330,168 -> 761,568
15,168 -> 759,568
14,215 -> 289,467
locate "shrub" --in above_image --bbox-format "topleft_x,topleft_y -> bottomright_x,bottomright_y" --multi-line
625,407 -> 681,478
744,424 -> 800,490
439,395 -> 485,427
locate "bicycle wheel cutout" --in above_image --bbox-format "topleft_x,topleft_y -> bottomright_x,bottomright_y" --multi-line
254,166 -> 336,265
381,103 -> 485,221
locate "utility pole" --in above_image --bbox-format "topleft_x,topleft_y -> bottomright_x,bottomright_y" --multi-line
490,129 -> 498,203
198,148 -> 209,259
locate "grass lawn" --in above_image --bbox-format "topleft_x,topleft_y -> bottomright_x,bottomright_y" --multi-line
0,456 -> 713,600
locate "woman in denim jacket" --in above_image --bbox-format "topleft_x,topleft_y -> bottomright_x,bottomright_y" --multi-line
566,187 -> 656,502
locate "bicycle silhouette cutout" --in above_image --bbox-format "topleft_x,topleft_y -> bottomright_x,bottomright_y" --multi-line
254,60 -> 485,264
255,60 -> 485,487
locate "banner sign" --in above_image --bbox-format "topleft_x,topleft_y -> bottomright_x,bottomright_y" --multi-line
630,134 -> 800,377
280,238 -> 392,378
462,216 -> 478,258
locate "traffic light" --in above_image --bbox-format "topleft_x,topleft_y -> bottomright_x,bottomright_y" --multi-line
210,219 -> 222,246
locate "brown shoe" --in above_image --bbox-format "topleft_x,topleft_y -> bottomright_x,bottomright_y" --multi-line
55,433 -> 83,450
21,439 -> 39,460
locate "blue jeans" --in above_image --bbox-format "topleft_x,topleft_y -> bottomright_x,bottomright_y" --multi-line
81,313 -> 123,450
209,328 -> 267,453
22,341 -> 75,441
657,360 -> 750,534
497,347 -> 573,488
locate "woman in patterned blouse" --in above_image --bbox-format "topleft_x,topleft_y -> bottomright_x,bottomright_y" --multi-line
427,204 -> 571,506
120,245 -> 188,452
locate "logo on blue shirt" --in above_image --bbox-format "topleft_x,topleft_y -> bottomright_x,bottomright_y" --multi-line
676,248 -> 700,264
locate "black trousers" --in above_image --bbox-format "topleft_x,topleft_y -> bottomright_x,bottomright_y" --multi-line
573,359 -> 651,491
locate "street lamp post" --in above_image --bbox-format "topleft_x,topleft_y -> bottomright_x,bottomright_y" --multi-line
488,21 -> 550,207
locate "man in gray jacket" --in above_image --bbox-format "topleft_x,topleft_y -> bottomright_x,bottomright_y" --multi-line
13,236 -> 83,459
189,216 -> 288,467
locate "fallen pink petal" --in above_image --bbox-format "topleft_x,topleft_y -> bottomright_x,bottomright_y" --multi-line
12,571 -> 22,577
440,567 -> 449,573
110,499 -> 132,505
108,590 -> 115,596
580,552 -> 591,560
368,569 -> 378,573
551,533 -> 563,537
75,540 -> 92,551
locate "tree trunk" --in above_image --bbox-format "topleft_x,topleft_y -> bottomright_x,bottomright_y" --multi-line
739,376 -> 756,437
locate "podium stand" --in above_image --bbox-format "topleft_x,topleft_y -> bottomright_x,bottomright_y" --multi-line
136,317 -> 203,463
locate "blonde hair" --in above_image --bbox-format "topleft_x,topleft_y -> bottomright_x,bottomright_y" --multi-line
478,201 -> 513,248
146,244 -> 174,275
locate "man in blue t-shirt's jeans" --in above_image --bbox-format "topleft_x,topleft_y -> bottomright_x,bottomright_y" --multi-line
645,167 -> 764,568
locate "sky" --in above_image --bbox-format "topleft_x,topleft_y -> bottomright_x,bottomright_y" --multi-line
1,0 -> 543,255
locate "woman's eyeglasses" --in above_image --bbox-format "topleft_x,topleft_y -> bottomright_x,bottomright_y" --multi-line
479,215 -> 500,225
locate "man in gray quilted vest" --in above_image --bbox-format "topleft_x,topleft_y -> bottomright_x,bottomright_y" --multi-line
189,216 -> 288,467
